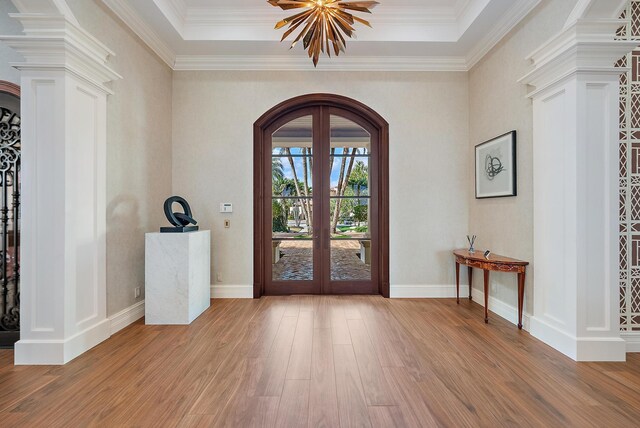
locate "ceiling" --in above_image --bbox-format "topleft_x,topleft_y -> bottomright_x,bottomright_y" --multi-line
101,0 -> 542,71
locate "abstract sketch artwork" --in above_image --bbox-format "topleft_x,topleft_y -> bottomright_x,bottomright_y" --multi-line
475,131 -> 517,199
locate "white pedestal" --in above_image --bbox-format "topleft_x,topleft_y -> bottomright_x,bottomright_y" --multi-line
145,230 -> 211,324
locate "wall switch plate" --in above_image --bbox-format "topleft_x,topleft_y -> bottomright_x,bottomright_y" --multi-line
220,203 -> 233,213
224,219 -> 230,228
134,287 -> 141,299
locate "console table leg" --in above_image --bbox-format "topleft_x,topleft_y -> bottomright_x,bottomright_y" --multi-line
455,262 -> 460,304
483,269 -> 489,323
517,271 -> 525,330
468,266 -> 473,301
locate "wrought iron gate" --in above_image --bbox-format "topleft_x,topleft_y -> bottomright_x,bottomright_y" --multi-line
0,106 -> 20,347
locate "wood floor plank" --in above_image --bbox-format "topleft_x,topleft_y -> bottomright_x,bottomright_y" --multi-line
314,296 -> 331,328
219,396 -> 280,428
334,344 -> 372,428
276,379 -> 310,428
1,297 -> 640,427
308,328 -> 340,428
359,297 -> 404,368
368,406 -> 413,428
248,297 -> 287,358
254,315 -> 298,396
283,296 -> 301,317
286,311 -> 314,380
348,318 -> 396,406
330,297 -> 352,345
383,367 -> 440,427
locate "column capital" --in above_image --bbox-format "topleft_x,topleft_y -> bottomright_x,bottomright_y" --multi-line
0,13 -> 121,94
519,19 -> 637,98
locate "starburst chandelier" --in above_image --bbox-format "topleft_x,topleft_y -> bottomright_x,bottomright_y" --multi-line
268,0 -> 380,67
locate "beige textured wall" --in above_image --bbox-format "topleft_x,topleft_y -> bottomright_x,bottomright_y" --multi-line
66,0 -> 173,316
172,71 -> 470,289
0,1 -> 22,85
468,0 -> 578,313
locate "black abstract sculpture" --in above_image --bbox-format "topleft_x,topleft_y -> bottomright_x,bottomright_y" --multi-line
161,196 -> 199,233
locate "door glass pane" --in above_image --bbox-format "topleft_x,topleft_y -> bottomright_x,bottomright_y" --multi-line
329,115 -> 371,281
272,115 -> 314,281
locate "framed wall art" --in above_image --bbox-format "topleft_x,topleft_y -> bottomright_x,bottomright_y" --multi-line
475,131 -> 517,199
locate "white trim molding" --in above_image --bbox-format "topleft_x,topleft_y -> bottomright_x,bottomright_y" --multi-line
211,284 -> 253,299
519,16 -> 633,362
15,319 -> 111,365
102,0 -> 542,72
102,0 -> 176,68
1,10 -> 121,365
466,0 -> 541,69
471,289 -> 532,331
11,0 -> 79,25
173,55 -> 469,72
109,300 -> 145,335
564,0 -> 628,30
622,332 -> 640,353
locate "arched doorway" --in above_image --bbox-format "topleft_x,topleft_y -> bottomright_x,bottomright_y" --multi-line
254,94 -> 389,298
0,81 -> 20,347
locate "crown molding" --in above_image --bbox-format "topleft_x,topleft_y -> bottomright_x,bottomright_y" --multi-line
102,0 -> 175,68
152,0 -> 186,36
457,0 -> 491,35
0,13 -> 122,94
185,6 -> 459,28
519,18 -> 637,98
11,0 -> 79,26
173,54 -> 469,72
466,0 -> 541,70
99,0 -> 543,72
564,0 -> 628,30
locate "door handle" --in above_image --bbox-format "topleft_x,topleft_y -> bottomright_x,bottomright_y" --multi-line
314,228 -> 320,250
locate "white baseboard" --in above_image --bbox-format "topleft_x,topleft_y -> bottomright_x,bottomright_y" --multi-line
109,300 -> 145,335
14,318 -> 111,365
622,332 -> 640,353
471,288 -> 531,331
576,337 -> 627,361
529,316 -> 626,361
389,285 -> 531,331
390,284 -> 469,298
211,284 -> 253,298
14,301 -> 145,365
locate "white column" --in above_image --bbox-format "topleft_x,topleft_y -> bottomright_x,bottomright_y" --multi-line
520,19 -> 636,361
0,13 -> 121,364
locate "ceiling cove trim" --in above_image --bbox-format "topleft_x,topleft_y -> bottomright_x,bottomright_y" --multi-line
100,0 -> 542,72
466,0 -> 542,70
183,7 -> 459,28
152,0 -> 187,36
102,0 -> 176,68
457,0 -> 491,35
173,55 -> 469,72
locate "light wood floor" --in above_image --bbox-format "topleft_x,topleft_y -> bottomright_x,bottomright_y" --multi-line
1,296 -> 640,427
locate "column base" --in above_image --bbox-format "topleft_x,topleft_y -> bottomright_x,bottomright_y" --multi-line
530,316 -> 626,362
14,319 -> 110,365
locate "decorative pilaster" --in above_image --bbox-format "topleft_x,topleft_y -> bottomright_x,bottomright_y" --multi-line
519,19 -> 637,361
0,12 -> 121,364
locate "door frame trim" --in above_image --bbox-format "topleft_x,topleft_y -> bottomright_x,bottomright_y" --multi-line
0,81 -> 20,97
253,93 -> 389,298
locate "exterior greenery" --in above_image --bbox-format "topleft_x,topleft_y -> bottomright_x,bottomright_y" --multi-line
272,149 -> 369,235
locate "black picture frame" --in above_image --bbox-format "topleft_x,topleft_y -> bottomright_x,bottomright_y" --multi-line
475,131 -> 517,199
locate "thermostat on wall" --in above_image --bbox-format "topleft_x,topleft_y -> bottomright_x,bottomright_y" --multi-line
220,203 -> 233,213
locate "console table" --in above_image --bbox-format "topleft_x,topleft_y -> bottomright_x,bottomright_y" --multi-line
453,249 -> 529,329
